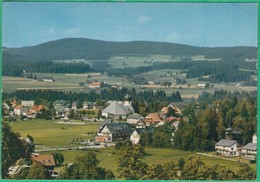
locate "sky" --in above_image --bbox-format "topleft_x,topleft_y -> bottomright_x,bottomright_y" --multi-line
2,2 -> 258,48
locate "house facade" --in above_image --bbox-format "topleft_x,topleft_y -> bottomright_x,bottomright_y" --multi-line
241,134 -> 257,160
89,82 -> 101,89
127,113 -> 144,125
102,101 -> 133,119
96,123 -> 132,142
144,113 -> 163,126
215,139 -> 239,156
130,129 -> 144,145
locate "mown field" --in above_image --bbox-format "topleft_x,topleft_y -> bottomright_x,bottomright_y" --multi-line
3,70 -> 256,99
108,55 -> 174,69
45,147 -> 256,175
12,119 -> 101,148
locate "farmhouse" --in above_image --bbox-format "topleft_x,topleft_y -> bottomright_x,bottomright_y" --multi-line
72,101 -> 77,110
127,113 -> 144,125
89,82 -> 101,89
96,123 -> 132,142
82,101 -> 95,109
14,105 -> 24,116
42,76 -> 54,82
144,113 -> 163,126
241,134 -> 257,160
13,102 -> 45,118
136,120 -> 146,128
215,139 -> 239,156
102,101 -> 134,119
31,153 -> 56,171
21,100 -> 34,107
130,128 -> 145,145
197,83 -> 206,89
161,104 -> 182,115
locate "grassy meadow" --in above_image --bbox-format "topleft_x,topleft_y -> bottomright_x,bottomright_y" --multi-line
12,119 -> 256,175
12,119 -> 101,148
46,147 -> 256,175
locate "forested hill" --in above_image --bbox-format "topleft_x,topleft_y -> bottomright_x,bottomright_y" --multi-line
4,38 -> 257,61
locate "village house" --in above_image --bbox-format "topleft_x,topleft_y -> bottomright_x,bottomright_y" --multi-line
102,101 -> 134,119
136,120 -> 146,129
2,102 -> 10,110
161,104 -> 182,115
241,134 -> 257,160
215,139 -> 239,156
53,100 -> 69,117
72,101 -> 77,110
14,105 -> 24,116
21,100 -> 34,107
13,101 -> 44,118
96,123 -> 133,142
82,101 -> 95,109
127,113 -> 144,125
197,83 -> 206,89
31,153 -> 56,171
144,113 -> 163,126
41,76 -> 54,82
89,82 -> 101,89
130,128 -> 145,145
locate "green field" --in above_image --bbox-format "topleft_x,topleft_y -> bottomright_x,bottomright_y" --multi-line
12,119 -> 256,175
45,147 -> 256,175
12,119 -> 101,148
3,69 -> 257,97
108,55 -> 173,69
2,73 -> 127,93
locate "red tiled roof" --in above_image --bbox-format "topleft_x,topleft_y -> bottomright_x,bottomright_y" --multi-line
145,113 -> 162,123
32,105 -> 44,112
14,105 -> 23,109
166,116 -> 180,122
89,82 -> 101,87
31,154 -> 56,167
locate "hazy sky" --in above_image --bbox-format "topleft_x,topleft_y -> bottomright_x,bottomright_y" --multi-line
3,2 -> 258,48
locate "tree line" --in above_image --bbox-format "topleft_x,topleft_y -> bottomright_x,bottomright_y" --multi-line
107,58 -> 255,83
59,145 -> 256,180
3,61 -> 92,77
3,88 -> 182,115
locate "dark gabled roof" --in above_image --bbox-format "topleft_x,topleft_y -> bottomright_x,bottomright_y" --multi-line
215,139 -> 237,147
102,123 -> 132,135
242,143 -> 257,151
127,113 -> 143,120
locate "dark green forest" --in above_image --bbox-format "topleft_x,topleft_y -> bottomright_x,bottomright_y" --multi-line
5,38 -> 257,61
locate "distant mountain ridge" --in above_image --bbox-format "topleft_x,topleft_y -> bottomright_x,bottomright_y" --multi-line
4,38 -> 257,61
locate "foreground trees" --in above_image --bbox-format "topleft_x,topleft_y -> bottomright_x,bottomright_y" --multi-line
1,121 -> 32,178
59,151 -> 114,180
116,144 -> 148,179
116,145 -> 256,180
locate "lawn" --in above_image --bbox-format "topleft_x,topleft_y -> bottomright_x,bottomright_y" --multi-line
43,147 -> 256,176
11,119 -> 256,175
12,119 -> 101,148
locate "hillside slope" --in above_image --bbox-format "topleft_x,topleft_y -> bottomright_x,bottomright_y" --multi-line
4,38 -> 257,61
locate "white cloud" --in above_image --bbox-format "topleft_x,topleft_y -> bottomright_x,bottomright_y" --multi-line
64,28 -> 81,35
136,15 -> 152,24
49,27 -> 54,34
165,32 -> 181,42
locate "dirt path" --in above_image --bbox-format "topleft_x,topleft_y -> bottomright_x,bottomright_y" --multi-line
196,152 -> 244,163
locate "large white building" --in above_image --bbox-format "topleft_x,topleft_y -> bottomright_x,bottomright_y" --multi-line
241,134 -> 257,160
215,139 -> 239,156
102,101 -> 134,119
